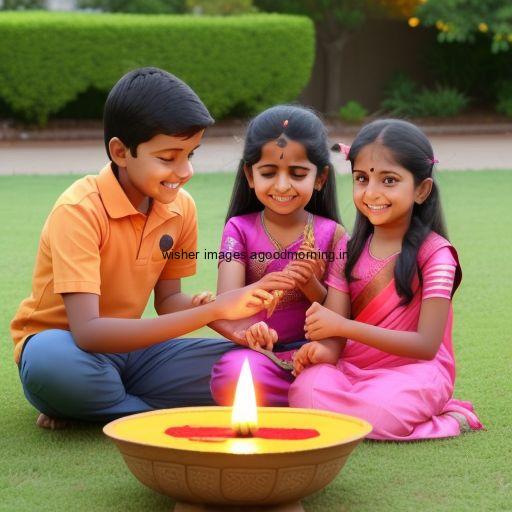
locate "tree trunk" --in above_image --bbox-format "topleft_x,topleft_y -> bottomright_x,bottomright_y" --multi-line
322,35 -> 349,114
316,16 -> 351,115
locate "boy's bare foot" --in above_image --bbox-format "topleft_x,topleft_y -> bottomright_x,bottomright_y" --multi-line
36,413 -> 70,430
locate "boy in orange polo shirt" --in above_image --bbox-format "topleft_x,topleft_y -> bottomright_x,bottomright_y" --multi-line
11,67 -> 293,429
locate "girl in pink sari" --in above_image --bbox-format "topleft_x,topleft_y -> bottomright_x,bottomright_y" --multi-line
290,119 -> 483,441
209,105 -> 345,406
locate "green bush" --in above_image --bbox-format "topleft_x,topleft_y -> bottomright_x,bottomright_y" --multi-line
381,74 -> 469,118
496,82 -> 512,117
381,73 -> 417,117
415,85 -> 469,117
423,36 -> 512,106
0,12 -> 314,124
338,100 -> 367,124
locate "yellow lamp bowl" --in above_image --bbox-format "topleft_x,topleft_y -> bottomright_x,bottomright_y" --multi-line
104,407 -> 372,506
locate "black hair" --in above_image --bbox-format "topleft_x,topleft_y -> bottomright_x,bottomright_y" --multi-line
225,105 -> 341,224
103,67 -> 214,171
345,119 -> 448,304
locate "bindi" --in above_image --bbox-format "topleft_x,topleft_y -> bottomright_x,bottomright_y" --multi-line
370,168 -> 374,173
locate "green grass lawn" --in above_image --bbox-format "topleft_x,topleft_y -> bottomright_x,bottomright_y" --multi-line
1,171 -> 511,512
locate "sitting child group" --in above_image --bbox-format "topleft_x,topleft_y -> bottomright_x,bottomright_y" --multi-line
11,67 -> 482,440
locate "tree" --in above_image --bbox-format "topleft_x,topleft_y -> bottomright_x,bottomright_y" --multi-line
415,0 -> 512,53
255,0 -> 420,114
78,0 -> 186,14
185,0 -> 255,15
0,0 -> 44,9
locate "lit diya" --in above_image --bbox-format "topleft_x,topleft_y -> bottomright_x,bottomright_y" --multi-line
104,359 -> 372,511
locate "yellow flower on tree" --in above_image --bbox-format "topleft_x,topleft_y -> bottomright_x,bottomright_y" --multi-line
478,23 -> 489,33
408,17 -> 420,27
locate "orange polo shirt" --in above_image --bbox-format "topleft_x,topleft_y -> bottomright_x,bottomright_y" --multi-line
11,164 -> 198,364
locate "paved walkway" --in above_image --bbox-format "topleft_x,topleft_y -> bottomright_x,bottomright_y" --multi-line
1,134 -> 511,175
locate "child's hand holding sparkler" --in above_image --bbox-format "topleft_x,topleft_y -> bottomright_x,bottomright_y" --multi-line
286,245 -> 326,286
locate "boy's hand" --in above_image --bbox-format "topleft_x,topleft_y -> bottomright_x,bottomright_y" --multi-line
256,271 -> 296,314
292,340 -> 341,376
305,302 -> 345,340
212,285 -> 274,320
191,291 -> 216,307
235,321 -> 278,351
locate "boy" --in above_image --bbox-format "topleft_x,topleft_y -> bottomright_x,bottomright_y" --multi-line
11,67 -> 292,429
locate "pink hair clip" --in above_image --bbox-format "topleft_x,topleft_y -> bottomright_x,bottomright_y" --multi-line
331,142 -> 351,160
430,157 -> 439,165
283,119 -> 289,128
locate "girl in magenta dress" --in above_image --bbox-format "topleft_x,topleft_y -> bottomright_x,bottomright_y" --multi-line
290,119 -> 483,441
209,105 -> 345,406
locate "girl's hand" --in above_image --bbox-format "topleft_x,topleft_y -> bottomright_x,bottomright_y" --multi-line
299,244 -> 326,279
257,271 -> 296,290
286,259 -> 326,286
235,321 -> 278,350
305,302 -> 346,340
292,340 -> 341,376
191,291 -> 216,307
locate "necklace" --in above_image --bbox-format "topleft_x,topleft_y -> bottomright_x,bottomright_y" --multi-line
260,210 -> 313,251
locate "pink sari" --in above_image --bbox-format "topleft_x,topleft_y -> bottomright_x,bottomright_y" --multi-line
289,233 -> 483,441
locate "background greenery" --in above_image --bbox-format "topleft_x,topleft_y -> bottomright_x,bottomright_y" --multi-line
0,12 -> 314,124
1,170 -> 510,511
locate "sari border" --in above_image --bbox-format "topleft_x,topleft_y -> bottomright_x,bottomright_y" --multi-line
351,256 -> 396,320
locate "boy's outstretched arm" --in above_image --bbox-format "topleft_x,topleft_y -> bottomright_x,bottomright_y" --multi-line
153,278 -> 207,314
62,283 -> 280,354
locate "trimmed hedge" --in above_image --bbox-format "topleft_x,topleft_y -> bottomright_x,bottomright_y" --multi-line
0,12 -> 314,124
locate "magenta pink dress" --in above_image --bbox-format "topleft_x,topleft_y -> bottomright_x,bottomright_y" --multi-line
210,212 -> 341,406
289,232 -> 483,440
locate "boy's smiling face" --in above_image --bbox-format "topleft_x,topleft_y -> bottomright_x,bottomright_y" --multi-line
109,130 -> 204,211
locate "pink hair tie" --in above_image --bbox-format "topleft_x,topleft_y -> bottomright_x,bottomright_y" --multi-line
331,142 -> 351,160
430,157 -> 439,165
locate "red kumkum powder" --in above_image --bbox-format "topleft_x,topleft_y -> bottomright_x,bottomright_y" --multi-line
165,426 -> 319,440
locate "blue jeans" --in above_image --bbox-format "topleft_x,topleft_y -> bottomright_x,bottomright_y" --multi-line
19,329 -> 234,422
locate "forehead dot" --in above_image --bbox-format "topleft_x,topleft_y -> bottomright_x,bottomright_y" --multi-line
370,168 -> 374,173
276,137 -> 287,148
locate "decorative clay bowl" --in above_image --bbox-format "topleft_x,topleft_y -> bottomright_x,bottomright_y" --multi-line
104,407 -> 372,506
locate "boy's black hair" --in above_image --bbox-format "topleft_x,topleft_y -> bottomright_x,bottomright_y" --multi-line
345,119 -> 448,304
225,105 -> 341,224
104,67 -> 214,168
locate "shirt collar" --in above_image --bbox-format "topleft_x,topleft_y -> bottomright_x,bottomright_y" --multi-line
97,164 -> 182,219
